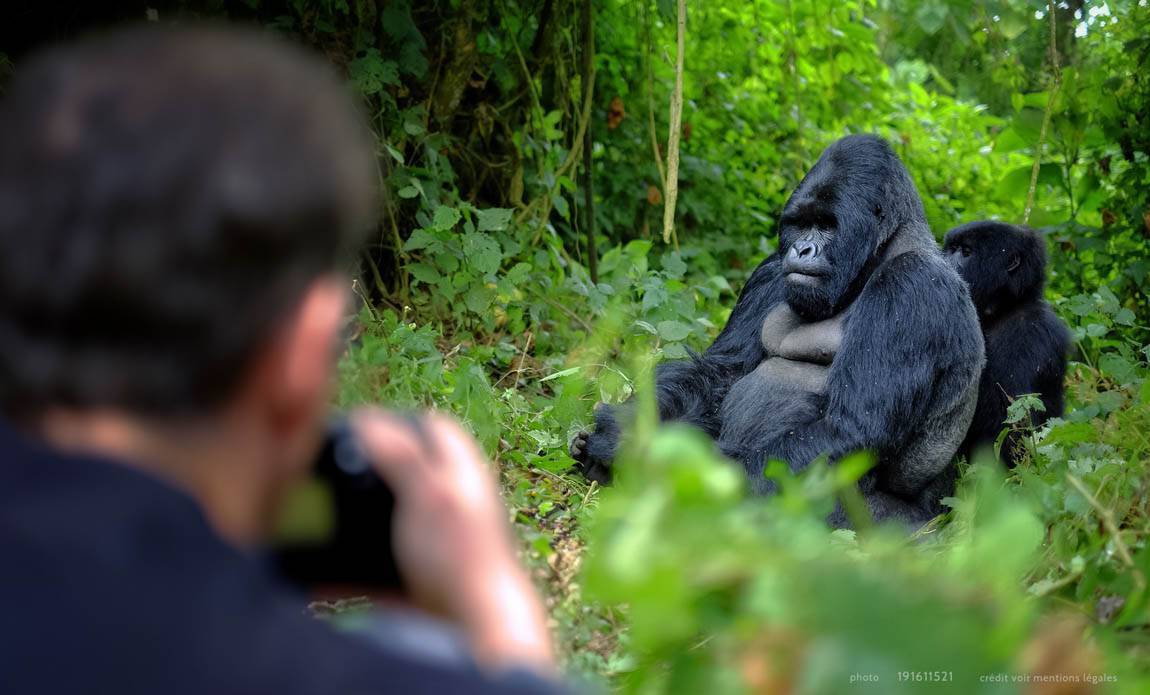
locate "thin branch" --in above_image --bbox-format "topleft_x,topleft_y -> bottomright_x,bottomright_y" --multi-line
1031,566 -> 1085,597
785,0 -> 803,168
554,70 -> 596,183
580,0 -> 598,283
661,0 -> 686,248
508,7 -> 545,119
643,3 -> 667,188
494,331 -> 535,388
542,296 -> 594,333
1065,474 -> 1145,589
513,26 -> 597,228
1023,2 -> 1063,225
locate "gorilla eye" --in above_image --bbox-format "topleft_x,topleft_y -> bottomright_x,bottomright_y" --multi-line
960,246 -> 972,258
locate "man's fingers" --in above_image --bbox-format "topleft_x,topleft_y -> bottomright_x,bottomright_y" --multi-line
350,408 -> 431,489
396,411 -> 437,459
419,414 -> 500,506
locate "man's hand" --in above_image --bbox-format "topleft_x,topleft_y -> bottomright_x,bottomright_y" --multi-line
351,409 -> 555,675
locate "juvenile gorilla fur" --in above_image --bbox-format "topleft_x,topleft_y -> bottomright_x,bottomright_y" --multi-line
943,221 -> 1071,464
571,135 -> 985,525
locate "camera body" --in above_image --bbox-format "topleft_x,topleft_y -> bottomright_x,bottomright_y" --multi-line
272,419 -> 403,592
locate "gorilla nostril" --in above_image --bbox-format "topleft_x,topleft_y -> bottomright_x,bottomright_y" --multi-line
796,240 -> 821,259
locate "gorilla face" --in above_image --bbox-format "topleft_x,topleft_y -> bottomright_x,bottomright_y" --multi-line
779,216 -> 868,321
781,226 -> 833,288
767,135 -> 931,321
943,221 -> 1045,319
776,138 -> 901,321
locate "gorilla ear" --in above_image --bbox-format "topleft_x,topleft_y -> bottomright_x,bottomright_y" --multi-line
1007,254 -> 1021,273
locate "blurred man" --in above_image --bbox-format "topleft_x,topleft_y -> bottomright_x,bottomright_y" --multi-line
0,26 -> 564,694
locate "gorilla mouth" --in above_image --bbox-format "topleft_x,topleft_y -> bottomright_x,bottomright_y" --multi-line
785,271 -> 825,287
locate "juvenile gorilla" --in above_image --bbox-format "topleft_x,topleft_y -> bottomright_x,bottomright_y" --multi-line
571,135 -> 985,524
943,221 -> 1071,464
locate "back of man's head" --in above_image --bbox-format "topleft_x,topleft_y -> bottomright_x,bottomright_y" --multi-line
0,25 -> 376,419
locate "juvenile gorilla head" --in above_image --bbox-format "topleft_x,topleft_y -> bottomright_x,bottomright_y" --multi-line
778,135 -> 929,321
942,221 -> 1045,321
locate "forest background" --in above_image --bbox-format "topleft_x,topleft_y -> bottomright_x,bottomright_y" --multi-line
2,1 -> 1150,692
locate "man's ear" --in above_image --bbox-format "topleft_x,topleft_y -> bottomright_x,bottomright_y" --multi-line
245,276 -> 348,434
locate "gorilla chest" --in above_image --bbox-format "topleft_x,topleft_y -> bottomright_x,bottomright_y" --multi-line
719,303 -> 846,441
751,303 -> 845,395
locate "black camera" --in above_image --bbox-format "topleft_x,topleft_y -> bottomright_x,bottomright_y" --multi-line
272,418 -> 404,592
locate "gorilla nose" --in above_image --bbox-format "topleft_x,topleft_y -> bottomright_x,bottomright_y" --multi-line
791,239 -> 818,259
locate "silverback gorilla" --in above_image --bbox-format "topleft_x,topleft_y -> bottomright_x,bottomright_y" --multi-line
943,221 -> 1070,465
571,135 -> 986,525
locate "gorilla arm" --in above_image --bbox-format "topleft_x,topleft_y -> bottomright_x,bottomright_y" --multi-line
571,255 -> 787,480
655,255 -> 787,431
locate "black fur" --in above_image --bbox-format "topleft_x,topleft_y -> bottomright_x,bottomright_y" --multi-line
572,135 -> 985,526
942,221 -> 1071,464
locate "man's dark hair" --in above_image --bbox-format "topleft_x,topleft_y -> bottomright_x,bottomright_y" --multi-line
0,25 -> 377,417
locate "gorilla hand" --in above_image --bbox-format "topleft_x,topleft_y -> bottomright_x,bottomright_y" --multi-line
569,403 -> 621,485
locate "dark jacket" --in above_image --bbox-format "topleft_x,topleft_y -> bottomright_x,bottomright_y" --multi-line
0,422 -> 563,695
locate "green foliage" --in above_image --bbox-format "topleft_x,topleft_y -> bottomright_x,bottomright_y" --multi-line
224,0 -> 1150,688
583,425 -> 1058,693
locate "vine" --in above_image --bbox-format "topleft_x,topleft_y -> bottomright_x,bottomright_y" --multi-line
661,0 -> 686,249
1022,1 -> 1062,225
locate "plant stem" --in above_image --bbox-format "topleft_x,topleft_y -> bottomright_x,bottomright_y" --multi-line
661,0 -> 686,250
580,0 -> 598,283
1023,2 -> 1062,225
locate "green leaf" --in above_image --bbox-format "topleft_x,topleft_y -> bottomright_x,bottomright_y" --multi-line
348,49 -> 399,95
657,320 -> 692,342
834,451 -> 875,485
914,1 -> 949,35
399,42 -> 429,78
1006,394 -> 1045,425
385,144 -> 405,164
397,178 -> 424,199
431,205 -> 462,231
540,366 -> 582,383
1113,308 -> 1136,326
475,207 -> 514,232
661,252 -> 687,280
1009,108 -> 1045,144
997,9 -> 1030,40
1043,421 -> 1095,446
407,262 -> 440,284
635,320 -> 658,335
402,228 -> 437,252
552,194 -> 570,221
464,285 -> 495,314
1065,295 -> 1095,317
1099,354 -> 1138,386
1096,390 -> 1126,414
998,164 -> 1062,200
463,232 -> 503,275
